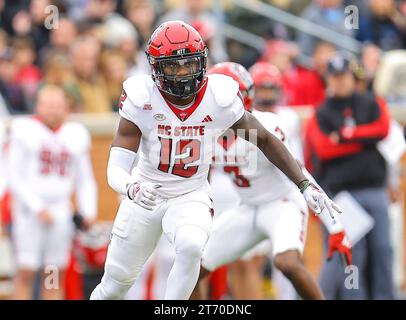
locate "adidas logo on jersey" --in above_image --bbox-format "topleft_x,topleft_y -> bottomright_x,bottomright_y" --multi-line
143,104 -> 152,110
202,115 -> 213,123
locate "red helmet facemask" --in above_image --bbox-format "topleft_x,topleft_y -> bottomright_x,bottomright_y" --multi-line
208,62 -> 254,111
146,20 -> 208,100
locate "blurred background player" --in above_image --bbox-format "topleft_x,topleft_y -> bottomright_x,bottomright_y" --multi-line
193,62 -> 351,300
91,20 -> 340,301
249,62 -> 304,162
249,61 -> 305,299
8,85 -> 97,299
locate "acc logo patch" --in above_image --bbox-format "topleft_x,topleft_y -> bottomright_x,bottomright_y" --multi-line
154,113 -> 166,121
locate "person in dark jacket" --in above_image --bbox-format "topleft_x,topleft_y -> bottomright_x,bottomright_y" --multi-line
304,53 -> 394,300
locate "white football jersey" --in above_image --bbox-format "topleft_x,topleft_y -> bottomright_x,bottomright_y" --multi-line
119,74 -> 245,198
212,110 -> 297,205
272,106 -> 303,162
8,117 -> 92,205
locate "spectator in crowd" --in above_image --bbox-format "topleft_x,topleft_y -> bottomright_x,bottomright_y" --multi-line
358,43 -> 382,93
101,11 -> 150,76
373,49 -> 406,104
9,85 -> 97,299
357,0 -> 406,51
159,0 -> 228,63
26,0 -> 52,52
307,41 -> 337,107
43,53 -> 82,112
39,17 -> 78,66
0,29 -> 10,115
304,53 -> 393,299
0,0 -> 29,36
0,47 -> 30,114
63,0 -> 91,22
70,36 -> 112,113
124,0 -> 158,49
297,0 -> 354,56
12,36 -> 42,104
85,0 -> 122,24
0,28 -> 7,54
100,51 -> 128,111
260,39 -> 327,108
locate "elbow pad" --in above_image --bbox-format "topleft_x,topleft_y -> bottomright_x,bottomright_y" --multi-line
107,147 -> 138,195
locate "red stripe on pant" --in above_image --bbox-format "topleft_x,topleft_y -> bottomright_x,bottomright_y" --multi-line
144,263 -> 156,300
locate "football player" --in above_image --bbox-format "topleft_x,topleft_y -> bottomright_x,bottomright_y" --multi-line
90,21 -> 340,300
9,85 -> 97,299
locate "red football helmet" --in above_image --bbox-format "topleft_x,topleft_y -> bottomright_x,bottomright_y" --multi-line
208,62 -> 254,110
249,62 -> 282,89
146,20 -> 208,99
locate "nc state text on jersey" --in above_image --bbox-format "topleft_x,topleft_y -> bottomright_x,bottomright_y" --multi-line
157,125 -> 205,137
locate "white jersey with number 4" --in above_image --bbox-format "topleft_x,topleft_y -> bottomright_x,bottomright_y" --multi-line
119,74 -> 244,198
213,110 -> 297,205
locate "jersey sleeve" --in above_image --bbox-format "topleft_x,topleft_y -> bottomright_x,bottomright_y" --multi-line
224,95 -> 245,129
253,111 -> 297,159
118,75 -> 154,128
280,109 -> 304,162
118,89 -> 141,126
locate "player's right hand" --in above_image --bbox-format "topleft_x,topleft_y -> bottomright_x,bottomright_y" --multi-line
38,209 -> 54,226
127,182 -> 162,211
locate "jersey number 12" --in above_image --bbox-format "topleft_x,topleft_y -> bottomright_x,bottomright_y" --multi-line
158,137 -> 200,178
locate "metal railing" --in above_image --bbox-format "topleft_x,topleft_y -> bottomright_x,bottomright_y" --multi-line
216,0 -> 362,55
220,23 -> 266,52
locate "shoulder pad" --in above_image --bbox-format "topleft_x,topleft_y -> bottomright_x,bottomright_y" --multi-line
9,117 -> 36,141
207,74 -> 240,107
11,117 -> 33,132
123,74 -> 155,108
252,110 -> 284,129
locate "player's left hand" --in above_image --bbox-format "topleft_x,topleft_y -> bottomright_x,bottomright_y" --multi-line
327,231 -> 352,266
301,182 -> 341,218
